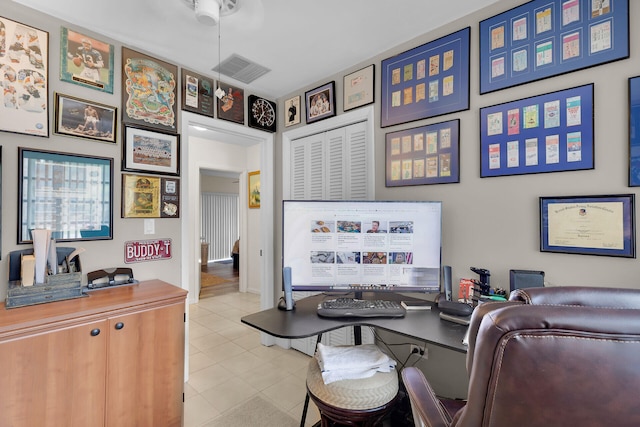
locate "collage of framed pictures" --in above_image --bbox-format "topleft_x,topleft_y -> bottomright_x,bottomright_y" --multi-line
479,0 -> 629,94
380,27 -> 470,128
540,194 -> 635,258
385,119 -> 460,187
305,81 -> 336,124
60,28 -> 114,93
0,17 -> 48,137
121,47 -> 178,133
122,174 -> 180,218
479,83 -> 594,178
122,125 -> 180,176
54,93 -> 117,143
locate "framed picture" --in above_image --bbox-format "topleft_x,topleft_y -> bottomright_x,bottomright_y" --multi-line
122,174 -> 180,218
181,68 -> 214,118
540,194 -> 635,258
344,64 -> 374,111
123,125 -> 180,176
305,81 -> 336,124
121,47 -> 178,133
385,119 -> 460,186
629,76 -> 640,186
216,82 -> 245,124
18,148 -> 113,243
380,27 -> 470,128
479,0 -> 629,94
284,95 -> 301,127
0,16 -> 48,137
248,170 -> 260,208
60,27 -> 114,93
54,93 -> 117,143
479,83 -> 594,177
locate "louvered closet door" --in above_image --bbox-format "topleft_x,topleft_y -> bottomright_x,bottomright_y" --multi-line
288,121 -> 374,356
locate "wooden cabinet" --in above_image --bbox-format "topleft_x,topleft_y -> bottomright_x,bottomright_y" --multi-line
0,280 -> 187,427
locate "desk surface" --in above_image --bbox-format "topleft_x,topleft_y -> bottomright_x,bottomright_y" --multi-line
241,293 -> 468,353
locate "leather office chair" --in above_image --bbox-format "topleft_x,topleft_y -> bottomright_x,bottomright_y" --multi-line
402,286 -> 640,427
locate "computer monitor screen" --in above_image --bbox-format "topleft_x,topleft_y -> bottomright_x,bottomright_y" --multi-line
282,200 -> 442,293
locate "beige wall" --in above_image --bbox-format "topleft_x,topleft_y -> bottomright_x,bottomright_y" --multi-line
200,175 -> 240,194
275,0 -> 640,294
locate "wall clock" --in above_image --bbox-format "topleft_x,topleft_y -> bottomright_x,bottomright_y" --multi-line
248,95 -> 277,133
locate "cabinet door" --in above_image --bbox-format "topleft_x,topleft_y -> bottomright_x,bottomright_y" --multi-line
105,301 -> 185,427
0,319 -> 107,427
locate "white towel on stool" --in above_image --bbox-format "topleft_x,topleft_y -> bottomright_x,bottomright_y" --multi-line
315,343 -> 396,384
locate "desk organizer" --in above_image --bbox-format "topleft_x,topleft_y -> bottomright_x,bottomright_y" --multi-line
5,247 -> 86,309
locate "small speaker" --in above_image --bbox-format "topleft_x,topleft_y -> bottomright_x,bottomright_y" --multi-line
283,267 -> 294,311
509,269 -> 545,292
442,265 -> 453,301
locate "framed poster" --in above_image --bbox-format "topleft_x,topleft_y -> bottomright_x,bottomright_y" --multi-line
18,148 -> 113,243
248,170 -> 260,208
181,68 -> 214,118
479,83 -> 594,177
380,27 -> 470,128
629,75 -> 640,186
385,119 -> 460,186
305,81 -> 336,124
479,0 -> 629,94
344,64 -> 374,111
121,47 -> 177,133
122,174 -> 180,218
0,16 -> 48,137
540,194 -> 635,258
123,125 -> 180,176
60,27 -> 114,93
54,93 -> 117,143
284,95 -> 301,127
216,82 -> 244,124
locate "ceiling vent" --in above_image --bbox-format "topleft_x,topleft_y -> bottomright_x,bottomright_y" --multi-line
212,54 -> 270,84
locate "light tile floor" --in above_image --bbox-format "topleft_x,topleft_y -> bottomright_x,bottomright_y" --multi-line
185,290 -> 321,427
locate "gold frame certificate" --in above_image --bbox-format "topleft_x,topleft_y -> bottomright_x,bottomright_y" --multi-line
540,195 -> 635,258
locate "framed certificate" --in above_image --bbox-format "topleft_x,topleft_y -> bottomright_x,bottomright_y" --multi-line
540,194 -> 635,258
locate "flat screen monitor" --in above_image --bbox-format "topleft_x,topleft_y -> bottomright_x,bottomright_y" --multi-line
282,200 -> 442,294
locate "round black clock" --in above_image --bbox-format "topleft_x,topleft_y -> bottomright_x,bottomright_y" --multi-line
248,95 -> 277,132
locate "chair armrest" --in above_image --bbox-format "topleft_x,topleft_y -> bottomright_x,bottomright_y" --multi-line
401,367 -> 452,427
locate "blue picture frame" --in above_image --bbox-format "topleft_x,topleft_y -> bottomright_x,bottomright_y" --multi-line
385,119 -> 460,186
380,27 -> 470,128
540,194 -> 635,258
479,0 -> 629,94
628,75 -> 640,186
479,83 -> 593,178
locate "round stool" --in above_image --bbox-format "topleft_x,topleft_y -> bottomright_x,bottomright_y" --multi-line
306,358 -> 399,427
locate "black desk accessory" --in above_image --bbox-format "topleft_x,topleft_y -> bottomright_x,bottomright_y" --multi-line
509,269 -> 545,292
86,267 -> 139,290
438,299 -> 473,317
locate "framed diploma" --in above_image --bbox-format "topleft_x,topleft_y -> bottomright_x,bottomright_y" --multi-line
540,194 -> 635,258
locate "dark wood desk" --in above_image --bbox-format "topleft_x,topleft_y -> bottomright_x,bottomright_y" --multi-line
241,293 -> 468,353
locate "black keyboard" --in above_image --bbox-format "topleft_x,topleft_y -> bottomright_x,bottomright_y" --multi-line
317,298 -> 406,318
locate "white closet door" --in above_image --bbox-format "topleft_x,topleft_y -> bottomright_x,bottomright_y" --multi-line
288,122 -> 374,355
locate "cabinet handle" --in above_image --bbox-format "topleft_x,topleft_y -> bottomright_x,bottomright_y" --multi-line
90,328 -> 101,336
114,322 -> 125,330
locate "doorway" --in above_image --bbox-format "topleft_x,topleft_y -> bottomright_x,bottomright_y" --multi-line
180,111 -> 274,308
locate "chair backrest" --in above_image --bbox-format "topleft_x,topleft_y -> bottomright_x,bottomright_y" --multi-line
454,287 -> 640,426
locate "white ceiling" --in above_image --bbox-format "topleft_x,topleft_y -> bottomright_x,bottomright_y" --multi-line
13,0 -> 499,100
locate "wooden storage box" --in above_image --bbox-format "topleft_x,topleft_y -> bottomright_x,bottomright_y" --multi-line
5,247 -> 85,309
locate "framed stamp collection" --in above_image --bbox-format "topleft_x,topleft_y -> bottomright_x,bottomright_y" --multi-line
479,0 -> 629,94
479,83 -> 594,178
380,27 -> 470,128
385,119 -> 460,186
343,64 -> 374,112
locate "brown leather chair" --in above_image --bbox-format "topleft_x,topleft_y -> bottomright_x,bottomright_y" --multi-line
402,286 -> 640,427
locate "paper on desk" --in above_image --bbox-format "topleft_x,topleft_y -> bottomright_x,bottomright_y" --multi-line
32,229 -> 51,284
